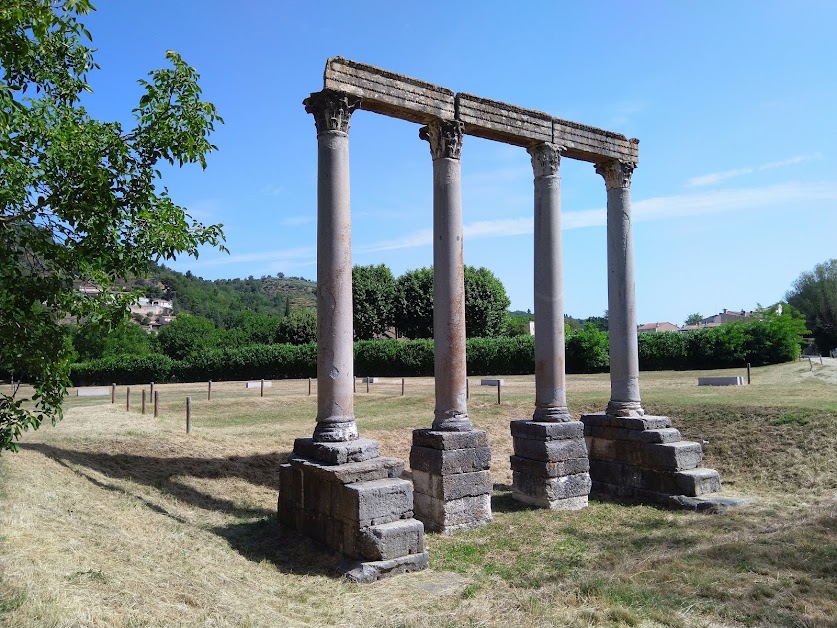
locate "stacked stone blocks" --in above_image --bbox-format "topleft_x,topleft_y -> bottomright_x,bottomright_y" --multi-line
581,412 -> 722,505
278,438 -> 428,582
410,429 -> 492,533
510,420 -> 591,510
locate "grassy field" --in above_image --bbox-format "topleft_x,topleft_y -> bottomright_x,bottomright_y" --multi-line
1,361 -> 836,627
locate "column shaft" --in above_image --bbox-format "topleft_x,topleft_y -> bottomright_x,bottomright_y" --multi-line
530,144 -> 571,422
597,160 -> 643,417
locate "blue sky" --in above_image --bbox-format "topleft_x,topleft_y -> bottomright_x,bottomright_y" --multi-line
82,1 -> 836,325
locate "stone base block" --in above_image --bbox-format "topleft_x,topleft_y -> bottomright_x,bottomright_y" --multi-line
589,460 -> 721,497
340,551 -> 430,583
410,429 -> 493,534
293,437 -> 380,465
512,471 -> 591,501
509,454 -> 589,478
512,436 -> 588,463
586,437 -> 703,471
277,443 -> 427,581
511,492 -> 589,511
581,412 -> 672,431
413,492 -> 492,534
510,420 -> 584,441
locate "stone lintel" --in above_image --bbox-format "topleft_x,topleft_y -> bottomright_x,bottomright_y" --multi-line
510,420 -> 584,441
580,412 -> 672,431
412,428 -> 488,450
456,92 -> 552,147
554,118 -> 640,164
324,57 -> 455,124
293,437 -> 380,465
288,455 -> 403,484
509,455 -> 589,478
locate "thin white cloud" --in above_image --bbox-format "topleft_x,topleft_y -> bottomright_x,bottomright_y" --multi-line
191,246 -> 315,268
260,184 -> 285,197
687,154 -> 821,187
280,214 -> 315,227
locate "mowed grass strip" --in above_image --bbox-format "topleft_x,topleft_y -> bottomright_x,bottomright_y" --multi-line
1,362 -> 836,627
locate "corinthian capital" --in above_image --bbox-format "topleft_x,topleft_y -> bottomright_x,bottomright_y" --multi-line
594,159 -> 636,190
527,143 -> 564,178
303,90 -> 361,135
419,119 -> 464,160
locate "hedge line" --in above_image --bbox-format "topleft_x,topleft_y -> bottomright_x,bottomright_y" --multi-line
69,319 -> 801,385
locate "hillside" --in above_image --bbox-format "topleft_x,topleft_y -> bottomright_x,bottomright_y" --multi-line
134,262 -> 317,327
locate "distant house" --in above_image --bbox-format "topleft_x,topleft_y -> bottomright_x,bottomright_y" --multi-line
700,309 -> 754,325
680,322 -> 722,332
637,322 -> 680,333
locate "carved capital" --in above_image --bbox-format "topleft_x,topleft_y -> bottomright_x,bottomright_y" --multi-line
594,159 -> 636,190
303,90 -> 361,135
527,143 -> 564,178
419,119 -> 464,160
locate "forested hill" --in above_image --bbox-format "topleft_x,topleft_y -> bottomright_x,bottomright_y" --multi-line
135,262 -> 317,327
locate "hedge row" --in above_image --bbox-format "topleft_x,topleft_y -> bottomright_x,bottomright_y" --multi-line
69,319 -> 801,385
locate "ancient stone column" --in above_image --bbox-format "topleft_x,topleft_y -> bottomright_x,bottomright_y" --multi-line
509,144 -> 590,511
529,143 -> 571,422
304,90 -> 361,442
420,119 -> 472,432
411,119 -> 491,533
596,159 -> 644,418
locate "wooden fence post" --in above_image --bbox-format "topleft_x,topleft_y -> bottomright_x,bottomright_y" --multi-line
186,397 -> 192,434
111,383 -> 116,404
141,389 -> 146,415
497,381 -> 501,405
260,379 -> 265,397
126,387 -> 131,412
308,378 -> 312,396
154,391 -> 159,417
746,363 -> 751,385
208,380 -> 212,401
466,379 -> 470,400
401,378 -> 405,396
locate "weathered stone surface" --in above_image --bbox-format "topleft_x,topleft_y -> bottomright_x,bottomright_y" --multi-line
589,460 -> 720,496
412,428 -> 488,451
293,437 -> 379,465
510,420 -> 584,441
512,436 -> 588,463
341,551 -> 430,583
324,57 -> 454,124
278,463 -> 302,507
412,469 -> 492,501
414,492 -> 492,534
337,478 -> 413,527
580,412 -> 672,431
288,455 -> 403,484
512,471 -> 591,501
554,118 -> 639,164
358,519 -> 425,561
512,492 -> 588,511
675,468 -> 722,496
456,93 -> 552,147
584,424 -> 683,444
592,482 -> 747,512
409,445 -> 491,474
698,376 -> 744,386
588,438 -> 703,471
509,454 -> 589,478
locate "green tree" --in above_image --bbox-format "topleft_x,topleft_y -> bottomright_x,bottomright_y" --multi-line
276,309 -> 317,345
786,259 -> 837,354
352,264 -> 396,340
684,313 -> 703,326
394,267 -> 434,339
0,2 -> 227,451
221,311 -> 281,347
157,315 -> 219,360
502,315 -> 532,337
464,266 -> 510,337
73,321 -> 153,362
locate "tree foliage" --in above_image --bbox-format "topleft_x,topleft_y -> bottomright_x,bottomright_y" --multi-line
157,315 -> 219,360
393,267 -> 434,339
684,313 -> 703,326
73,320 -> 154,362
0,2 -> 226,451
786,259 -> 837,353
276,309 -> 317,346
352,264 -> 395,340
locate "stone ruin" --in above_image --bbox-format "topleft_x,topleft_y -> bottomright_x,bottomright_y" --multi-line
276,58 -> 724,582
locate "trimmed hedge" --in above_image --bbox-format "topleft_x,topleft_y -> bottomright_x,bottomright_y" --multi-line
69,318 -> 803,385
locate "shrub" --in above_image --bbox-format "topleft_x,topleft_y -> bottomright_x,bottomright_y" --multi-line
70,354 -> 174,386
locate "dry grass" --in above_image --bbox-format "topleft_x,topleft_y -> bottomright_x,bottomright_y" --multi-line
1,362 -> 836,627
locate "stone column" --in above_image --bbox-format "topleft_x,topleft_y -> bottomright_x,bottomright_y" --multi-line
529,143 -> 571,422
509,143 -> 590,511
596,159 -> 644,418
420,119 -> 472,433
304,90 -> 361,442
410,119 -> 491,533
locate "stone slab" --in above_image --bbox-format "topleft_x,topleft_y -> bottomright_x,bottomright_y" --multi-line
512,492 -> 588,511
509,454 -> 589,478
580,412 -> 673,431
76,387 -> 110,397
584,425 -> 683,444
591,481 -> 748,512
413,492 -> 492,534
288,455 -> 403,485
512,471 -> 591,501
341,551 -> 430,583
409,445 -> 491,474
293,437 -> 380,465
512,436 -> 588,463
554,118 -> 640,164
358,518 -> 425,561
479,378 -> 505,386
245,381 -> 272,389
411,469 -> 492,501
511,420 -> 584,441
456,93 -> 552,147
589,459 -> 720,496
338,478 -> 413,527
360,377 -> 379,384
698,376 -> 745,386
587,438 -> 703,471
323,57 -> 455,124
412,428 -> 488,450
